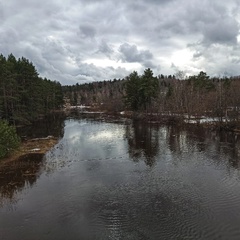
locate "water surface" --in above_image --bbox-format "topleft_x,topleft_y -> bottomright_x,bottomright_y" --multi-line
1,117 -> 240,240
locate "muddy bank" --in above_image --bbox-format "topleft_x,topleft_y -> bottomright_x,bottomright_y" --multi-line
0,136 -> 59,167
61,107 -> 240,133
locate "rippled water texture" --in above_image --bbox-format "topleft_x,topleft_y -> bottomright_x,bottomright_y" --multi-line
1,117 -> 240,240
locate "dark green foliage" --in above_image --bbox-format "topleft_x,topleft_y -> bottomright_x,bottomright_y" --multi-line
222,77 -> 231,89
140,68 -> 159,110
0,54 -> 63,124
124,68 -> 159,111
0,120 -> 20,158
124,71 -> 141,110
189,71 -> 215,91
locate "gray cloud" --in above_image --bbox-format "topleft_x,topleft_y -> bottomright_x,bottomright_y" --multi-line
79,24 -> 96,39
202,18 -> 239,45
96,40 -> 113,56
1,0 -> 240,84
193,51 -> 203,60
119,43 -> 156,68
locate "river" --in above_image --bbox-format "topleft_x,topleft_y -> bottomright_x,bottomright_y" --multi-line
1,114 -> 240,239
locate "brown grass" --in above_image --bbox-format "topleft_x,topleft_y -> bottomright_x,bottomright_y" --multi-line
0,137 -> 59,166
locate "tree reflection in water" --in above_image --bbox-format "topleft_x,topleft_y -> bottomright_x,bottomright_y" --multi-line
125,121 -> 240,170
125,121 -> 159,166
0,153 -> 45,206
17,112 -> 66,140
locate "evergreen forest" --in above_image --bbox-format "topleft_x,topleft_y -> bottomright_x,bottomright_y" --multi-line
0,54 -> 63,125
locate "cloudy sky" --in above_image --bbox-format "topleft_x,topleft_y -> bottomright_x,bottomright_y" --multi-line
1,0 -> 240,85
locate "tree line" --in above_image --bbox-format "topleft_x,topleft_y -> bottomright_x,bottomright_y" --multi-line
0,54 -> 63,125
62,78 -> 125,112
1,53 -> 239,125
125,70 -> 240,123
64,68 -> 240,123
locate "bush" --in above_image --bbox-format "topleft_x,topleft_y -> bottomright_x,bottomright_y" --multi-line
0,120 -> 20,158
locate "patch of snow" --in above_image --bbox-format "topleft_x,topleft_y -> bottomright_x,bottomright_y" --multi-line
30,148 -> 41,152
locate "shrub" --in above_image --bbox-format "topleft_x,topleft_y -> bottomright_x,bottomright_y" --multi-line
0,120 -> 20,159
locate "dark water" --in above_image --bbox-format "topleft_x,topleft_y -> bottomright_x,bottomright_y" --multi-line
16,112 -> 66,140
1,116 -> 240,240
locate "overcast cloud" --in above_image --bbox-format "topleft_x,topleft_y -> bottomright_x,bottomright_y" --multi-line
1,0 -> 240,84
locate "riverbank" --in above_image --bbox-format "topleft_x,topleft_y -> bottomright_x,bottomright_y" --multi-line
73,107 -> 240,133
2,109 -> 239,166
0,136 -> 58,167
